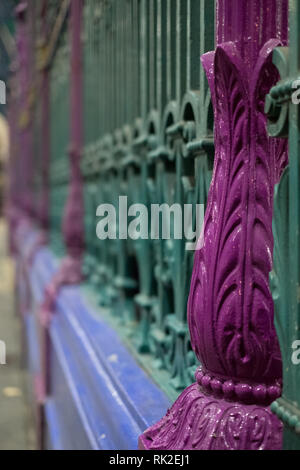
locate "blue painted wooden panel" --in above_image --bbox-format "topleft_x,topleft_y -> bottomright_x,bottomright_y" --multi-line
24,235 -> 170,450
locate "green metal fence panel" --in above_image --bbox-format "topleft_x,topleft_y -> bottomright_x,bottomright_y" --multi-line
49,24 -> 70,256
81,0 -> 215,400
266,0 -> 300,450
12,0 -> 300,450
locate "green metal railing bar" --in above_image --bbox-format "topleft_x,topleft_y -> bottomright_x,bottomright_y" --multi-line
49,25 -> 70,256
80,0 -> 215,400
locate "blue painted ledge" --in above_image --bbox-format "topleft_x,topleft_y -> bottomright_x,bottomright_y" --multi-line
22,243 -> 171,450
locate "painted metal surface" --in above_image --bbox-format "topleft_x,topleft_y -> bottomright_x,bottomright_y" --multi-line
9,0 -> 215,447
81,0 -> 214,401
265,0 -> 300,451
140,0 -> 289,450
9,0 -> 300,452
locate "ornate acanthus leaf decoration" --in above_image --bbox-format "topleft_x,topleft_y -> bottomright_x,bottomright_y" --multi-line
188,39 -> 288,382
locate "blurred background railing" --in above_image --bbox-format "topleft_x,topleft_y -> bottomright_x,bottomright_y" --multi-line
9,0 -> 215,403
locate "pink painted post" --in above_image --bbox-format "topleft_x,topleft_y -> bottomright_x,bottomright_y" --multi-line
15,2 -> 28,216
31,2 -> 50,244
26,0 -> 35,220
41,0 -> 84,322
8,2 -> 34,251
38,0 -> 85,407
16,1 -> 36,220
139,0 -> 289,450
25,2 -> 51,265
40,42 -> 50,236
60,0 -> 85,282
7,61 -> 19,254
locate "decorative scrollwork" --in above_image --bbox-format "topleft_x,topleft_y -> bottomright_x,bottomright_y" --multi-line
139,383 -> 282,450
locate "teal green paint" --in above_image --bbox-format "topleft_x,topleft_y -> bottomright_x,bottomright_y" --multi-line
80,1 -> 215,399
49,25 -> 70,257
267,0 -> 300,450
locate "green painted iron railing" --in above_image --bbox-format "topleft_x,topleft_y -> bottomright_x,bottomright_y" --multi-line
81,0 -> 215,400
11,0 -> 300,450
266,0 -> 300,450
49,24 -> 70,256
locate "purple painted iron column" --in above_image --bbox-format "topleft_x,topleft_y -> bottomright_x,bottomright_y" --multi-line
60,0 -> 85,282
25,2 -> 51,265
139,0 -> 288,450
10,2 -> 35,250
7,62 -> 20,254
41,0 -> 84,323
26,0 -> 35,220
39,0 -> 85,405
37,1 -> 50,237
15,2 -> 28,217
17,0 -> 35,221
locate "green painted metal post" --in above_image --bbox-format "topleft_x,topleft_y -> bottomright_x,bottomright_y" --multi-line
266,0 -> 300,450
